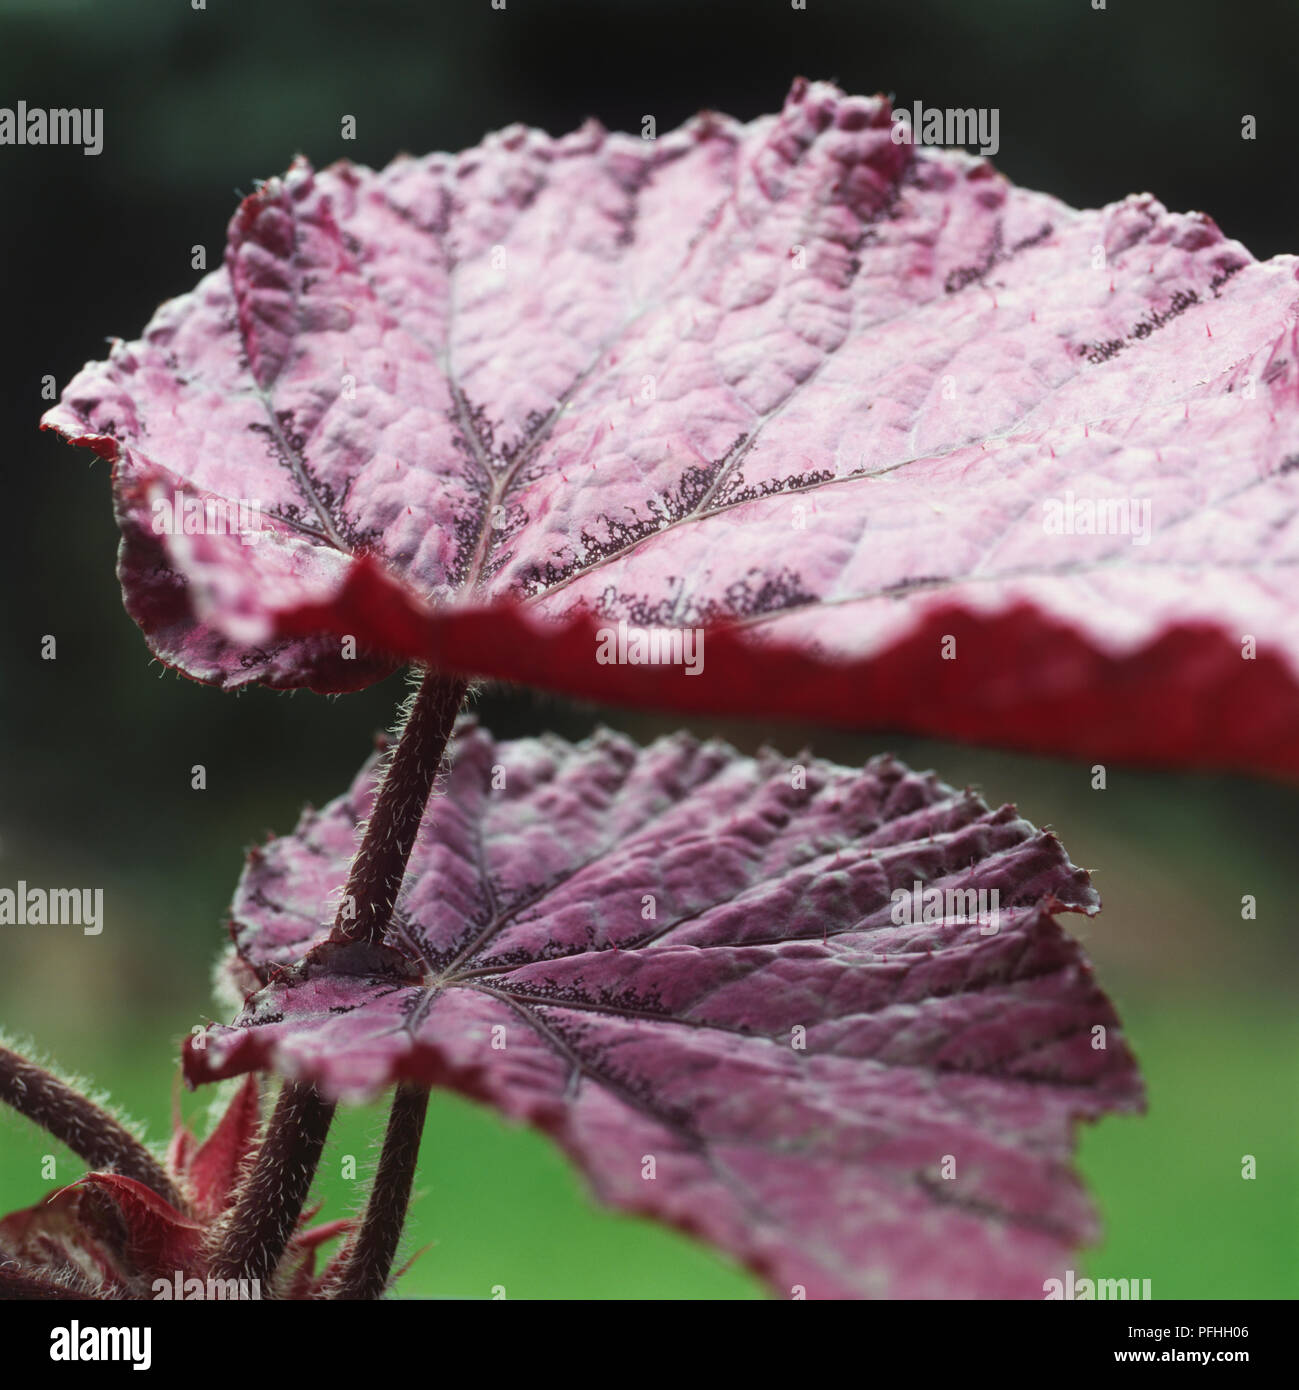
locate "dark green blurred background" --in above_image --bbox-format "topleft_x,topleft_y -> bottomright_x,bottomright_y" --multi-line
1,0 -> 1295,1298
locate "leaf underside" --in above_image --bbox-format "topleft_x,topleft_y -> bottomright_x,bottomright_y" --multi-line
189,720 -> 1142,1299
43,79 -> 1299,774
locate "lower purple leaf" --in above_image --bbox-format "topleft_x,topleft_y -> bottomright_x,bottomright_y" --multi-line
189,722 -> 1143,1299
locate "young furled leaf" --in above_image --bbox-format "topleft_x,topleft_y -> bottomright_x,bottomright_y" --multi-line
0,1071 -> 351,1300
43,80 -> 1299,773
188,721 -> 1142,1299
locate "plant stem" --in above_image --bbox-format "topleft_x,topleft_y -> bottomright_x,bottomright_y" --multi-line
0,1044 -> 181,1206
328,1082 -> 430,1300
205,1079 -> 334,1287
333,667 -> 468,947
0,1262 -> 88,1299
207,670 -> 462,1289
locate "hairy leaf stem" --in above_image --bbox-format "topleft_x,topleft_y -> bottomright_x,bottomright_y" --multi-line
0,1044 -> 181,1207
205,1079 -> 335,1287
327,1082 -> 430,1299
332,667 -> 468,947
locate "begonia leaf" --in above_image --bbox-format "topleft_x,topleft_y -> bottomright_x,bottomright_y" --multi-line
189,721 -> 1142,1299
43,80 -> 1299,773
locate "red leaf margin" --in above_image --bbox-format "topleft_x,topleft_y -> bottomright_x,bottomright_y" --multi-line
41,79 -> 1299,777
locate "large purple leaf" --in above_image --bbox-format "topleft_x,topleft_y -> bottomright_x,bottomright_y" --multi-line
189,721 -> 1141,1299
43,80 -> 1299,773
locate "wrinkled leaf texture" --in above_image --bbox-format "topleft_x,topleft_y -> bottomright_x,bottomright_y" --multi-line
188,721 -> 1142,1299
43,80 -> 1299,774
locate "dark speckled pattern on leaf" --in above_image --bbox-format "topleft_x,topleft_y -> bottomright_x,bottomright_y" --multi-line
190,720 -> 1142,1299
43,79 -> 1299,774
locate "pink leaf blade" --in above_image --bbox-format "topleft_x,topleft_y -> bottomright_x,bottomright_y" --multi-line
44,79 -> 1299,771
186,722 -> 1142,1299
